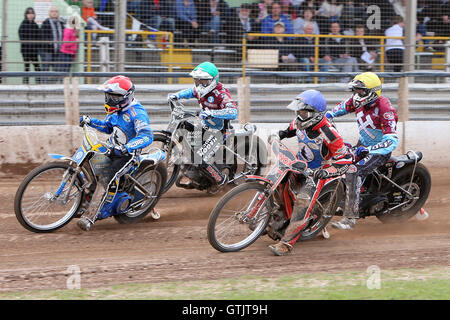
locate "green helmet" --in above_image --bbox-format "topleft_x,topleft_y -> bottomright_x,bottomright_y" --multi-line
189,62 -> 219,98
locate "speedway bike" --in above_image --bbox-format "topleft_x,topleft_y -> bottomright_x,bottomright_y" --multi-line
152,98 -> 267,194
14,124 -> 167,233
207,135 -> 341,252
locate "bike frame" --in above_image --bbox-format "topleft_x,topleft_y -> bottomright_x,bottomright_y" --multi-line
246,138 -> 341,223
157,99 -> 259,183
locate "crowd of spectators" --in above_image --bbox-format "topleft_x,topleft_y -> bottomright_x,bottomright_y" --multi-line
16,0 -> 450,81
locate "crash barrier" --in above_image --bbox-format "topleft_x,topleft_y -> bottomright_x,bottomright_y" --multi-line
1,121 -> 449,176
0,70 -> 450,127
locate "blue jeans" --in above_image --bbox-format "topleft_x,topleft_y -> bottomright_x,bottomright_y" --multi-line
58,53 -> 75,73
204,15 -> 221,43
39,50 -> 59,83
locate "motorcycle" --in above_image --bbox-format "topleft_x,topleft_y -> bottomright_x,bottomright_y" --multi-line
333,149 -> 431,223
14,124 -> 167,233
207,135 -> 342,252
151,98 -> 267,194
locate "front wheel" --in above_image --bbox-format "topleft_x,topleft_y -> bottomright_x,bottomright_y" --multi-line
207,182 -> 272,252
14,162 -> 84,233
113,163 -> 167,224
299,179 -> 344,241
147,133 -> 181,194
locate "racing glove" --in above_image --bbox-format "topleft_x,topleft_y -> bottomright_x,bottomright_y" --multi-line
167,93 -> 179,101
79,115 -> 91,127
107,145 -> 129,157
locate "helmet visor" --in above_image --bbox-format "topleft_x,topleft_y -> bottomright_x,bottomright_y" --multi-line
287,100 -> 316,120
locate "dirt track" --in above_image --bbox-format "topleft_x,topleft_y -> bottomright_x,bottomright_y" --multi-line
0,168 -> 449,293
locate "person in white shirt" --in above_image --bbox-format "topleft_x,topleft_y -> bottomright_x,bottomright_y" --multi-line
384,15 -> 404,72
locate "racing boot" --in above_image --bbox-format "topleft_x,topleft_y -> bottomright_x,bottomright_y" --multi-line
331,217 -> 357,230
268,241 -> 293,256
77,216 -> 94,231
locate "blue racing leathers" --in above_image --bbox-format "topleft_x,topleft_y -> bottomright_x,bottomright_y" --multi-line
85,99 -> 154,221
89,99 -> 154,152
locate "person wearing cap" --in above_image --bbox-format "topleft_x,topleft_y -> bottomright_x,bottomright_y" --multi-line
261,1 -> 294,34
269,89 -> 353,256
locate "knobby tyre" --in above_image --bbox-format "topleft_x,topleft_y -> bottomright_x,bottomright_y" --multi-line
14,161 -> 84,233
207,182 -> 271,252
377,163 -> 431,223
114,163 -> 167,224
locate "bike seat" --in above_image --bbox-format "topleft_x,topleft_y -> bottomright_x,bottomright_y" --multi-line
389,151 -> 422,165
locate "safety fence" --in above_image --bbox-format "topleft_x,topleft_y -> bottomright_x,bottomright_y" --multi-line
1,71 -> 450,127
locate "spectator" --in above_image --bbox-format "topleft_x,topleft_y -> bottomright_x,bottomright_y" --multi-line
82,0 -> 110,35
291,0 -> 306,11
392,0 -> 407,20
300,0 -> 330,34
18,7 -> 41,84
127,0 -> 142,13
39,6 -> 65,83
293,7 -> 320,34
224,3 -> 261,44
318,0 -> 343,23
348,24 -> 378,71
175,0 -> 200,44
137,0 -> 176,32
58,16 -> 79,73
196,0 -> 230,43
261,1 -> 294,34
294,22 -> 330,82
323,21 -> 359,81
281,0 -> 298,20
384,15 -> 404,72
257,0 -> 274,23
264,21 -> 295,66
340,1 -> 367,33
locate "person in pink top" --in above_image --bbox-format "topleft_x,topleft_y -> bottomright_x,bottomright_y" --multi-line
59,16 -> 79,73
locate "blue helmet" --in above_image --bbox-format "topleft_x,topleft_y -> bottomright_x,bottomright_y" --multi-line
287,90 -> 327,130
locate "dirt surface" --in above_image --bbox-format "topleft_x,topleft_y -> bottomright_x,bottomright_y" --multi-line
0,168 -> 449,293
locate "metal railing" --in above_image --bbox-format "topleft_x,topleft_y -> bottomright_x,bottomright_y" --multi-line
242,33 -> 450,83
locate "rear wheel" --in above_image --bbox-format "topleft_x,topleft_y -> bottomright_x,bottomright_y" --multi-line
14,162 -> 84,233
377,163 -> 431,223
114,164 -> 167,224
207,182 -> 271,252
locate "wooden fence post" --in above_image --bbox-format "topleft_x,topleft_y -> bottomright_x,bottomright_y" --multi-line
398,77 -> 409,154
237,77 -> 250,124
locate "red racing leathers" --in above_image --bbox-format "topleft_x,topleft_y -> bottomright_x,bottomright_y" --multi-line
278,116 -> 353,246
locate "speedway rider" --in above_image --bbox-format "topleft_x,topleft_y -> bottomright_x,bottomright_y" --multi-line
168,61 -> 238,187
327,72 -> 399,230
77,75 -> 154,231
269,89 -> 354,256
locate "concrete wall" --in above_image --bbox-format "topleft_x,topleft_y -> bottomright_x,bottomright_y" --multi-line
0,121 -> 448,176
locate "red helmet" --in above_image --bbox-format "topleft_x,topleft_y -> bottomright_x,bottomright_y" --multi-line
98,75 -> 135,114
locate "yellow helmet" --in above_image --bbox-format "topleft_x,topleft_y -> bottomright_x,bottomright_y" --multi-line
348,72 -> 382,108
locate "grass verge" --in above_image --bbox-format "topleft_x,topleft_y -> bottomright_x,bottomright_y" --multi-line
0,266 -> 448,300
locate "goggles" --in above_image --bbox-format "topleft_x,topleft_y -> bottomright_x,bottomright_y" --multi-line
105,92 -> 124,105
194,78 -> 212,87
288,100 -> 316,121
